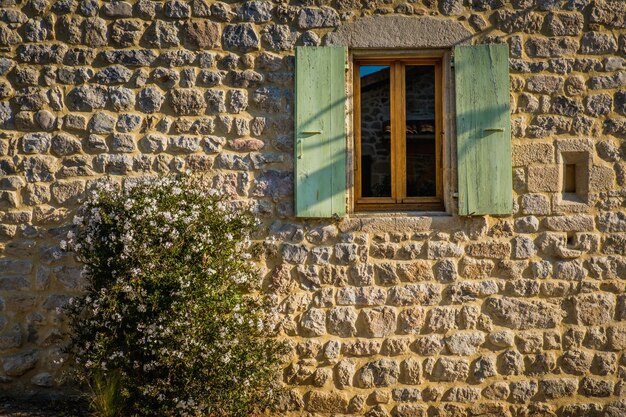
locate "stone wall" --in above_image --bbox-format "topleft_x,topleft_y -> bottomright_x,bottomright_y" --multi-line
0,0 -> 625,416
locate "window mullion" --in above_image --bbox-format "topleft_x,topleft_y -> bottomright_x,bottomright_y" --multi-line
435,61 -> 443,201
354,62 -> 362,201
398,62 -> 407,202
389,61 -> 396,203
392,62 -> 404,204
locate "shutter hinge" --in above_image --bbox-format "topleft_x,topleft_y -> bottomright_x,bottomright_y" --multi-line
452,192 -> 459,198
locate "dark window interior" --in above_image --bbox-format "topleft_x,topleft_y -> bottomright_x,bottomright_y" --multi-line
359,65 -> 391,198
405,65 -> 436,197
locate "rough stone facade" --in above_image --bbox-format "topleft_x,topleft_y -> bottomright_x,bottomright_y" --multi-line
0,1 -> 626,416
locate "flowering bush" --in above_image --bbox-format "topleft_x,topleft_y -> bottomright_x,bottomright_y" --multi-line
65,176 -> 287,417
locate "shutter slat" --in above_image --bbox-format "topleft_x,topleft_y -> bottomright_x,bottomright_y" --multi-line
455,44 -> 513,216
295,46 -> 347,218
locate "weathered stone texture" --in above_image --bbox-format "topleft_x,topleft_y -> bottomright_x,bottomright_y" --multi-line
485,297 -> 564,329
0,1 -> 625,414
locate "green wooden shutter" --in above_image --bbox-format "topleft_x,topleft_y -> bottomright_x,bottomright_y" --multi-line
295,46 -> 347,218
455,44 -> 512,216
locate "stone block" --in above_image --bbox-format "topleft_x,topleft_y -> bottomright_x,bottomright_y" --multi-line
360,307 -> 396,338
400,358 -> 421,385
326,15 -> 470,49
590,0 -> 626,28
590,72 -> 626,89
444,331 -> 484,355
169,89 -> 207,116
574,293 -> 616,325
222,23 -> 260,51
561,349 -> 593,375
460,258 -> 495,278
337,287 -> 386,306
510,380 -> 538,403
607,326 -> 626,350
525,37 -> 578,58
544,215 -> 594,231
397,261 -> 433,282
305,391 -> 348,413
603,233 -> 626,255
554,260 -> 586,280
299,308 -> 326,337
512,143 -> 554,166
51,181 -> 85,205
516,93 -> 539,113
0,324 -> 22,350
580,31 -> 618,54
473,355 -> 497,382
357,359 -> 399,388
592,352 -> 617,376
541,378 -> 578,399
397,307 -> 426,334
485,297 -> 563,329
327,307 -> 357,337
465,242 -> 511,259
335,359 -> 355,389
427,307 -> 458,333
262,24 -> 296,52
183,20 -> 220,49
526,75 -> 564,93
31,372 -> 54,388
298,7 -> 340,29
589,165 -> 615,191
493,10 -> 543,33
426,241 -> 463,258
499,349 -> 524,375
342,340 -> 381,356
393,404 -> 426,417
579,377 -> 614,397
102,49 -> 158,67
388,284 -> 441,306
552,95 -> 583,116
527,164 -> 560,192
545,12 -> 583,36
512,236 -> 536,259
434,259 -> 457,282
111,19 -> 143,47
431,358 -> 469,382
443,386 -> 481,403
2,350 -> 38,377
585,93 -> 613,117
446,280 -> 499,303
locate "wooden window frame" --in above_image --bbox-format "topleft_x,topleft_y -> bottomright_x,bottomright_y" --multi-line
354,57 -> 444,212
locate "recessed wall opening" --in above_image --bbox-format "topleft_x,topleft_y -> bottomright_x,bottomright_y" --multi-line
559,151 -> 589,203
564,163 -> 577,193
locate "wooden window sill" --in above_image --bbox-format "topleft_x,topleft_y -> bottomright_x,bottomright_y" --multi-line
349,210 -> 450,218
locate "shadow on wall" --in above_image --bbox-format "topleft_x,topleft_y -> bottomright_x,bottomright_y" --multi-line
295,94 -> 510,216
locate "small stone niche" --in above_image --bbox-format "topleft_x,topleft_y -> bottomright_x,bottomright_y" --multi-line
559,151 -> 590,204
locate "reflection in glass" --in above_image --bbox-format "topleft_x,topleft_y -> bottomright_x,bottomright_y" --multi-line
360,65 -> 391,197
405,66 -> 436,197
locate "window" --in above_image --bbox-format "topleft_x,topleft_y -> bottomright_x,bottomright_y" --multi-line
354,57 -> 443,211
293,45 -> 512,219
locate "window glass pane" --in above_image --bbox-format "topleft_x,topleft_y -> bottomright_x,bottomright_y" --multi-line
405,65 -> 436,197
360,65 -> 391,198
